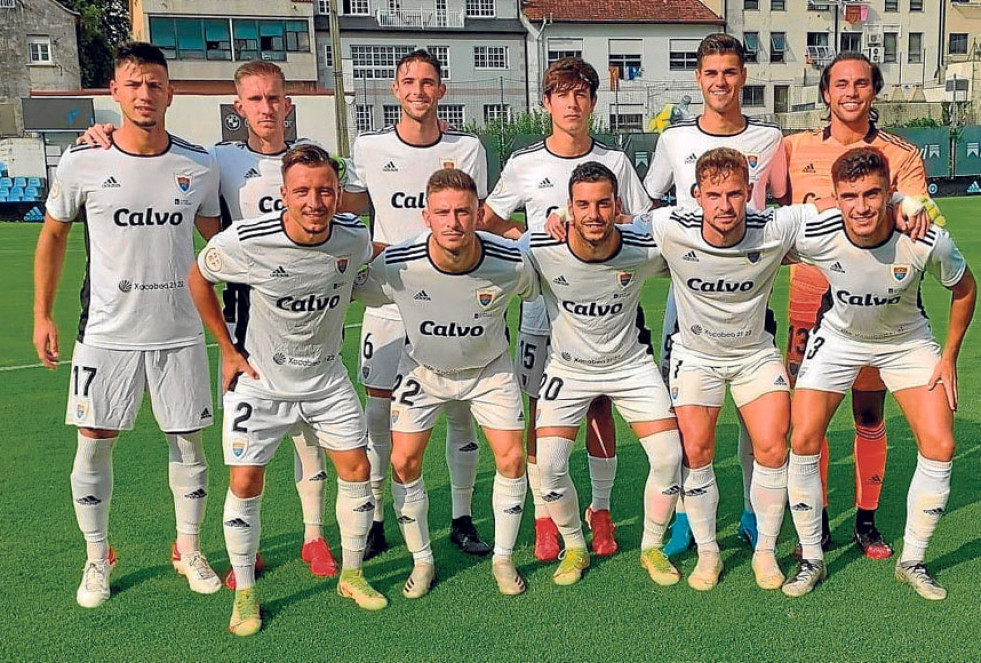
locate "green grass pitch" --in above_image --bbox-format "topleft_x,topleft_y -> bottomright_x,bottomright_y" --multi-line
2,200 -> 981,661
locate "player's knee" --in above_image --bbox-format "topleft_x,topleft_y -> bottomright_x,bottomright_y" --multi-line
229,468 -> 264,498
681,435 -> 713,468
753,438 -> 788,468
495,445 -> 526,478
919,434 -> 955,463
790,429 -> 822,456
536,437 -> 571,486
390,450 -> 422,482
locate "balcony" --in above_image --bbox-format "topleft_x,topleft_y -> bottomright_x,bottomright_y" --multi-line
374,8 -> 466,29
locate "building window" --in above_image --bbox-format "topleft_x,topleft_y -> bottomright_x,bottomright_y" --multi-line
355,105 -> 374,133
483,104 -> 510,123
771,0 -> 785,10
770,33 -> 786,63
317,0 -> 330,14
742,85 -> 765,106
609,39 -> 643,78
840,32 -> 862,53
150,18 -> 233,61
949,33 -> 968,55
609,105 -> 644,131
909,33 -> 922,63
383,104 -> 401,126
27,36 -> 51,64
884,32 -> 897,63
204,19 -> 232,60
774,84 -> 790,113
351,45 -> 414,78
323,42 -> 333,67
465,0 -> 495,17
669,39 -> 700,70
474,45 -> 508,69
548,38 -> 582,65
286,21 -> 310,52
230,19 -> 305,61
884,0 -> 897,11
909,0 -> 922,10
745,0 -> 758,9
437,104 -> 466,127
427,45 -> 450,79
344,0 -> 370,15
744,32 -> 759,63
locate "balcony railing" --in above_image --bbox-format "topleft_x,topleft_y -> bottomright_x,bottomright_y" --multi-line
375,8 -> 466,28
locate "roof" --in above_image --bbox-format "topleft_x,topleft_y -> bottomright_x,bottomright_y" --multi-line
521,0 -> 724,24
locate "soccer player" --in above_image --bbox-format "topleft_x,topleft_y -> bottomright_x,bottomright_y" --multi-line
481,57 -> 652,560
33,42 -> 222,608
782,53 -> 929,558
189,144 -> 387,636
783,147 -> 975,599
78,61 -> 341,584
342,50 -> 492,559
521,162 -> 683,587
643,34 -> 787,554
355,169 -> 533,597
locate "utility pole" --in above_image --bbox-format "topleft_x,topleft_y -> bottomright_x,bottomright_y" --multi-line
328,0 -> 350,156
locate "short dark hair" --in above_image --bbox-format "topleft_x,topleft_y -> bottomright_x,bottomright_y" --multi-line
114,41 -> 168,73
426,168 -> 477,199
281,143 -> 341,180
831,147 -> 891,187
697,33 -> 745,69
568,161 -> 619,200
396,49 -> 443,82
695,147 -> 750,187
543,57 -> 600,99
819,52 -> 885,105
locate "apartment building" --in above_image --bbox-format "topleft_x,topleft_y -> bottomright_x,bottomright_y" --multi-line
944,0 -> 981,66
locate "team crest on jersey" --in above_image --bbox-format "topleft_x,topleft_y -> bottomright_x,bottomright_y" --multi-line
336,256 -> 349,274
74,400 -> 88,421
175,174 -> 191,194
476,288 -> 498,308
231,438 -> 247,458
617,271 -> 634,288
204,248 -> 223,273
747,251 -> 761,264
746,154 -> 759,170
892,264 -> 910,281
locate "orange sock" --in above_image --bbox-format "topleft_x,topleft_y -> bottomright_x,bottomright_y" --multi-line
854,423 -> 887,511
819,437 -> 830,508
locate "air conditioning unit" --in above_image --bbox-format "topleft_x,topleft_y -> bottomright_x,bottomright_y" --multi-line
867,33 -> 882,46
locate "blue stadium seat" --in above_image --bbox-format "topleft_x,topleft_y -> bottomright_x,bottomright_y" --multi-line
24,188 -> 39,201
12,177 -> 26,188
0,162 -> 6,176
0,177 -> 11,188
7,194 -> 22,202
11,186 -> 24,196
27,177 -> 42,188
0,187 -> 8,197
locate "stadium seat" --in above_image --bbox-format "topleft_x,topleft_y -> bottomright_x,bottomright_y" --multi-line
25,187 -> 39,200
7,194 -> 22,202
12,177 -> 26,188
0,162 -> 6,176
27,177 -> 42,188
0,177 -> 11,188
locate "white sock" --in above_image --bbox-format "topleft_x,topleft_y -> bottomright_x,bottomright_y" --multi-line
639,430 -> 683,550
223,490 -> 262,590
737,419 -> 755,513
587,454 -> 617,512
335,478 -> 373,571
901,453 -> 952,564
292,426 -> 327,542
788,452 -> 824,561
682,464 -> 720,554
392,478 -> 433,563
750,461 -> 787,554
492,472 -> 527,557
536,436 -> 585,549
167,432 -> 208,554
526,461 -> 548,519
365,396 -> 391,524
445,400 -> 478,520
71,433 -> 115,562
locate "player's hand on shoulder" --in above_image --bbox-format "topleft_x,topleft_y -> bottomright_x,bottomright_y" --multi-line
77,123 -> 116,149
33,318 -> 59,369
222,350 -> 259,393
544,208 -> 570,241
899,195 -> 945,241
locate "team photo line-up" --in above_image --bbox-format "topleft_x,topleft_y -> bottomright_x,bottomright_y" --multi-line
31,33 -> 974,637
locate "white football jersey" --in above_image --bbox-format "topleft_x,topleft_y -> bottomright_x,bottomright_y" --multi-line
197,212 -> 372,400
355,231 -> 538,374
520,219 -> 667,371
644,204 -> 817,360
46,136 -> 220,351
792,219 -> 966,343
644,116 -> 786,210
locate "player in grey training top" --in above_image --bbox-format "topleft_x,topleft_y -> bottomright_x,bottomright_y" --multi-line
190,144 -> 388,636
355,169 -> 534,597
33,42 -> 223,609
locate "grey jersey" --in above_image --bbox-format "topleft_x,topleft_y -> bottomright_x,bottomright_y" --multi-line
520,219 -> 667,371
45,136 -> 220,350
645,204 -> 816,360
355,231 -> 538,374
792,218 -> 966,342
197,212 -> 372,400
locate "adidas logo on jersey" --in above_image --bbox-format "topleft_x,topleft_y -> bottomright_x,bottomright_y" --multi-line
414,290 -> 431,301
538,177 -> 554,189
353,501 -> 375,513
802,163 -> 816,173
102,176 -> 121,188
552,275 -> 570,286
271,266 -> 290,277
224,518 -> 251,528
503,505 -> 523,515
684,153 -> 698,164
309,471 -> 328,482
830,262 -> 846,273
682,250 -> 699,262
75,495 -> 102,506
184,488 -> 207,500
243,168 -> 261,179
383,161 -> 398,172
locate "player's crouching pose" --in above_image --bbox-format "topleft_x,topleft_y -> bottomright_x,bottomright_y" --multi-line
355,169 -> 535,597
521,162 -> 683,587
189,144 -> 387,637
783,147 -> 976,599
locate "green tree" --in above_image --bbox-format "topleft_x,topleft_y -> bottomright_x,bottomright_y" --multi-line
57,0 -> 130,88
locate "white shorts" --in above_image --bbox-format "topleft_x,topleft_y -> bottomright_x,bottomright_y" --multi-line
515,332 -> 550,399
66,341 -> 213,433
659,286 -> 679,385
390,351 -> 525,433
669,344 -> 790,409
535,359 -> 674,429
223,376 -> 367,466
796,327 -> 942,395
358,312 -> 406,391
